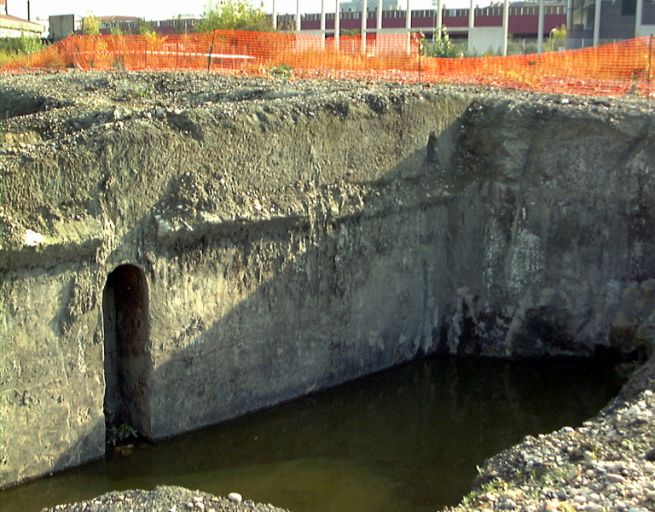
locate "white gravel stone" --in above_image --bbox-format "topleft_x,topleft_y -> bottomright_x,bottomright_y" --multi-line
227,493 -> 242,504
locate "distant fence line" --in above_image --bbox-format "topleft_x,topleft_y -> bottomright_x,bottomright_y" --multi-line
2,32 -> 653,98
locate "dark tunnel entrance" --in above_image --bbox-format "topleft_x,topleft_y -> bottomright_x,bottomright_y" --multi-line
102,264 -> 153,445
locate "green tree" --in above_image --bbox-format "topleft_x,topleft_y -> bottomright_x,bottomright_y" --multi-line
82,15 -> 101,35
109,25 -> 124,36
196,0 -> 273,32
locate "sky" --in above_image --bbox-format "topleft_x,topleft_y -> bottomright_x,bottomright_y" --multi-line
7,0 -> 474,22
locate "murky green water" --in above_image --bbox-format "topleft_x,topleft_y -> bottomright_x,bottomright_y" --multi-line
1,357 -> 622,512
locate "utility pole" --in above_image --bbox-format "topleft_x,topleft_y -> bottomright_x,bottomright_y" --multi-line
335,0 -> 340,50
501,0 -> 509,56
435,0 -> 443,36
376,0 -> 382,34
468,0 -> 474,31
635,0 -> 643,37
406,0 -> 411,55
296,0 -> 301,32
272,0 -> 277,30
593,0 -> 601,46
320,0 -> 326,48
468,0 -> 475,49
27,0 -> 31,21
537,0 -> 544,53
361,0 -> 367,55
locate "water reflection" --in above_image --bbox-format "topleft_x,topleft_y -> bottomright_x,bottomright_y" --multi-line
1,357 -> 622,512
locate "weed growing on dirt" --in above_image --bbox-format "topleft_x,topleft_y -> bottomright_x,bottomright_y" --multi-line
107,423 -> 138,447
270,64 -> 293,80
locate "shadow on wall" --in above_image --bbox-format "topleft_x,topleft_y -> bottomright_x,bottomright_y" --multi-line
96,141 -> 459,446
48,125 -> 466,471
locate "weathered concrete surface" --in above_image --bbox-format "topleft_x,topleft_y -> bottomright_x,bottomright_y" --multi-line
1,72 -> 654,488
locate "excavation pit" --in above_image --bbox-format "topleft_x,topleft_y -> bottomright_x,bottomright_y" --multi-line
1,72 -> 654,510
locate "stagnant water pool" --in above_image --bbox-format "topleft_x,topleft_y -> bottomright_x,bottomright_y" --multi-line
1,357 -> 623,512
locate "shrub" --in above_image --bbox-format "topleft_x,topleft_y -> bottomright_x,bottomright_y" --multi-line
546,24 -> 567,52
0,34 -> 44,66
0,34 -> 43,54
421,27 -> 458,58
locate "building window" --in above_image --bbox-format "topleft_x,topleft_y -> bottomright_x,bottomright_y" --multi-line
622,0 -> 636,16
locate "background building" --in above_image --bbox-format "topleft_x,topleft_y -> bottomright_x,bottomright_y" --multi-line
0,0 -> 44,37
49,14 -> 81,40
569,0 -> 655,46
340,0 -> 401,11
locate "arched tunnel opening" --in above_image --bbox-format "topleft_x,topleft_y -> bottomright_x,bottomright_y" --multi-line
102,264 -> 153,446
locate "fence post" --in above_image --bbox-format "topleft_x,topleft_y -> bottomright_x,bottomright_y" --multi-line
74,40 -> 83,69
207,30 -> 217,72
649,34 -> 653,102
417,33 -> 421,82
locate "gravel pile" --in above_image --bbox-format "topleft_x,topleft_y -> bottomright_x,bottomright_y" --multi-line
447,355 -> 655,512
2,70 -> 652,134
42,486 -> 289,512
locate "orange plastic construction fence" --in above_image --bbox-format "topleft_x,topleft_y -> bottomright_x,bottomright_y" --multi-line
3,31 -> 654,98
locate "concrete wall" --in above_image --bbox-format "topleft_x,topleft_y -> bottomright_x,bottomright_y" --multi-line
48,15 -> 76,41
1,82 -> 654,488
468,27 -> 504,55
